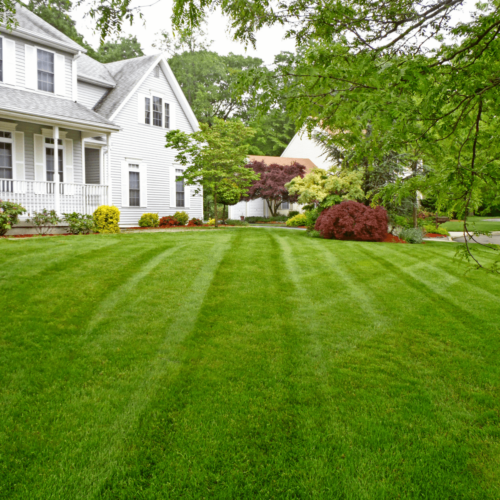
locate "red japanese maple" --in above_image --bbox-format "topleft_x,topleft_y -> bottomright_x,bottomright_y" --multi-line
315,201 -> 388,241
242,161 -> 307,216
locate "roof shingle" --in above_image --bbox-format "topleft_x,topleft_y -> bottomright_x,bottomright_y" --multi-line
0,87 -> 119,129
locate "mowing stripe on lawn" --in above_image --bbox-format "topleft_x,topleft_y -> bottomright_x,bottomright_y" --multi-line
85,244 -> 185,335
66,234 -> 234,499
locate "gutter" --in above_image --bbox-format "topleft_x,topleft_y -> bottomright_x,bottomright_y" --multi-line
77,75 -> 116,89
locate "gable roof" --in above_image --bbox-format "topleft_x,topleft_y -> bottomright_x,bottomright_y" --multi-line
4,4 -> 85,54
249,155 -> 318,173
0,87 -> 119,132
77,54 -> 116,88
93,54 -> 159,118
87,53 -> 199,131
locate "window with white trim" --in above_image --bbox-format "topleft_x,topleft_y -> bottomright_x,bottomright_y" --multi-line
281,200 -> 290,210
153,96 -> 163,127
154,65 -> 160,78
37,49 -> 55,93
176,168 -> 184,207
45,137 -> 63,182
129,164 -> 140,206
165,103 -> 170,129
0,131 -> 13,179
0,38 -> 3,83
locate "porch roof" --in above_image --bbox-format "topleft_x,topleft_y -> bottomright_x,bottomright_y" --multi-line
0,87 -> 120,133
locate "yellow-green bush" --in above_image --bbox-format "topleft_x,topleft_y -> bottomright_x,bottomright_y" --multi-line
139,213 -> 159,227
286,213 -> 307,227
93,205 -> 120,233
174,211 -> 189,226
208,218 -> 215,226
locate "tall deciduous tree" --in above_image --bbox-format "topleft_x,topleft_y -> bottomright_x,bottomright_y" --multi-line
165,119 -> 259,227
243,161 -> 307,216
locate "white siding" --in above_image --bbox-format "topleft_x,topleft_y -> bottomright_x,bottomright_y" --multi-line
0,33 -> 74,99
281,127 -> 333,170
77,81 -> 109,110
110,65 -> 203,226
3,120 -> 82,182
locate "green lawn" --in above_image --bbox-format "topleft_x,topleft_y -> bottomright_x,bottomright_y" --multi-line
1,230 -> 499,499
441,216 -> 500,232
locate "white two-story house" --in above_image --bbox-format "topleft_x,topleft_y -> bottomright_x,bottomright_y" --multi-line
0,5 -> 201,226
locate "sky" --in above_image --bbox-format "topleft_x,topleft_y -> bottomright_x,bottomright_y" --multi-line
73,0 -> 296,66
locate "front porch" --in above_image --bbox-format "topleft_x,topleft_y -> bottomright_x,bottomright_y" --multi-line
0,179 -> 108,216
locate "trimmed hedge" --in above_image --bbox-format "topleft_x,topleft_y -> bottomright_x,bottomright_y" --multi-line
93,205 -> 120,233
138,213 -> 159,227
315,201 -> 387,241
286,213 -> 307,227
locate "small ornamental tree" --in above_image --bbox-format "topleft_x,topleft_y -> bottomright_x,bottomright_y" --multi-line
315,201 -> 388,241
286,168 -> 365,209
166,119 -> 259,227
243,161 -> 307,216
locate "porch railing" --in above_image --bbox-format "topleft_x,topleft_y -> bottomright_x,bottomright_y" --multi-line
0,179 -> 108,216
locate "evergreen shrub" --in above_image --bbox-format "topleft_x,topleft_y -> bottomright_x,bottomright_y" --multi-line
286,213 -> 308,227
159,216 -> 180,227
93,206 -> 120,233
138,213 -> 159,227
174,211 -> 189,226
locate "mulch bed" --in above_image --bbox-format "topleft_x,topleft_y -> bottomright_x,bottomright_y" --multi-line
382,233 -> 407,243
425,233 -> 448,238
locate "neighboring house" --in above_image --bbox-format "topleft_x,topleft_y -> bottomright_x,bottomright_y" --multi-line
0,5 -> 201,227
228,155 -> 317,219
281,127 -> 333,170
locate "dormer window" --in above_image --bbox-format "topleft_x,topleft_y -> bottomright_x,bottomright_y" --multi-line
37,49 -> 54,93
0,38 -> 3,82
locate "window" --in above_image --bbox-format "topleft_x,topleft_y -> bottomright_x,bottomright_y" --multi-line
37,49 -> 55,93
145,97 -> 151,125
154,65 -> 160,78
176,169 -> 184,207
281,200 -> 290,210
0,131 -> 13,180
165,103 -> 170,129
153,96 -> 163,127
0,38 -> 3,83
129,171 -> 140,206
46,147 -> 63,182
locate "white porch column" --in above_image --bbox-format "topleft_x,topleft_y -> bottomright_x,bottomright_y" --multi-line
106,134 -> 112,205
53,125 -> 60,214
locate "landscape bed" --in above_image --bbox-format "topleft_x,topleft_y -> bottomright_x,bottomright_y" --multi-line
1,230 -> 499,499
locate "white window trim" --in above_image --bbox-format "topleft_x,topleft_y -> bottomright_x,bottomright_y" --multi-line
44,137 -> 64,182
35,45 -> 56,94
142,93 -> 167,127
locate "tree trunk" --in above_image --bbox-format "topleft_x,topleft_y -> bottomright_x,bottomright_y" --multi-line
413,193 -> 418,228
214,190 -> 218,228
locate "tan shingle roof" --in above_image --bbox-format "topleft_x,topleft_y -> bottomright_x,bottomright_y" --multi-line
248,155 -> 317,173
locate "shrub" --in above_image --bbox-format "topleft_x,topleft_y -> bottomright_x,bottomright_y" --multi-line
63,212 -> 96,234
287,210 -> 300,218
400,227 -> 424,244
174,211 -> 189,226
315,201 -> 388,241
187,218 -> 203,226
0,200 -> 26,235
138,213 -> 159,228
305,208 -> 320,232
423,224 -> 449,236
307,230 -> 322,238
93,205 -> 120,234
28,209 -> 61,235
223,219 -> 249,226
208,218 -> 215,226
159,216 -> 180,227
286,213 -> 308,227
